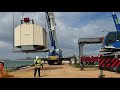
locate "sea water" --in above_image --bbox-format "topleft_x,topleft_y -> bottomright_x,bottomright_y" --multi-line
4,60 -> 34,69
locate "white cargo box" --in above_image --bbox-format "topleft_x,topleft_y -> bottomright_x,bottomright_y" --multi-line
14,23 -> 47,51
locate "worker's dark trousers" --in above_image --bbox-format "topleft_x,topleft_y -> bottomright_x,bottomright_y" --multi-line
34,68 -> 40,77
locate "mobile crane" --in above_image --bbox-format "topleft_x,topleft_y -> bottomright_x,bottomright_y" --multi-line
99,12 -> 120,77
45,12 -> 63,65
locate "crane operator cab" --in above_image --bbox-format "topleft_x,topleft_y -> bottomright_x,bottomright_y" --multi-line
47,49 -> 63,65
101,31 -> 120,52
100,12 -> 120,52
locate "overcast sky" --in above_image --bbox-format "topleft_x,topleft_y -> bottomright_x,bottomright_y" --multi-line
0,12 -> 119,60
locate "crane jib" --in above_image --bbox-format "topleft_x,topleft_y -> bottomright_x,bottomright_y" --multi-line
46,12 -> 56,49
112,14 -> 120,32
49,31 -> 56,47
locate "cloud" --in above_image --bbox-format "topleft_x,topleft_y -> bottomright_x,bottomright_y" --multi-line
0,41 -> 12,49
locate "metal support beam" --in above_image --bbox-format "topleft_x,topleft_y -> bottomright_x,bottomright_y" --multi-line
79,43 -> 84,70
78,37 -> 103,70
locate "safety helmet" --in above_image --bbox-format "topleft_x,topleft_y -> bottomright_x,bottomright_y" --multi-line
36,56 -> 39,59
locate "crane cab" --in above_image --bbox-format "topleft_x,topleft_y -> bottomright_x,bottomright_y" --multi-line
101,31 -> 120,52
47,49 -> 63,65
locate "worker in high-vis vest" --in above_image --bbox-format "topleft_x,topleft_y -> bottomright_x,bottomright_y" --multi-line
34,56 -> 42,78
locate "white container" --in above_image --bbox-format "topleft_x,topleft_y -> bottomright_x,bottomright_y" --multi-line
14,23 -> 47,50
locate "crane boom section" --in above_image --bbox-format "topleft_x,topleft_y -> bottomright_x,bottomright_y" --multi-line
45,12 -> 57,49
112,12 -> 120,32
